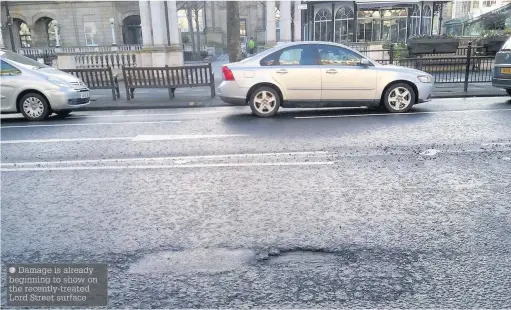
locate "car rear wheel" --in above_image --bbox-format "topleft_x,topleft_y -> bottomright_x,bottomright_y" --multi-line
506,89 -> 511,96
55,110 -> 72,118
249,86 -> 280,117
383,83 -> 415,113
19,92 -> 51,121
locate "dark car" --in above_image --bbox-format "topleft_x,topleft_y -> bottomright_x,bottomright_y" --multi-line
492,35 -> 511,96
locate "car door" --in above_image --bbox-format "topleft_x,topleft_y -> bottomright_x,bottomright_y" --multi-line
0,60 -> 23,112
260,44 -> 321,101
315,44 -> 377,102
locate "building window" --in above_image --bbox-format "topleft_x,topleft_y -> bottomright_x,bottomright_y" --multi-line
357,10 -> 381,42
177,9 -> 204,32
240,19 -> 246,36
409,4 -> 421,36
314,8 -> 333,41
473,1 -> 480,8
421,5 -> 432,35
84,22 -> 97,46
19,22 -> 32,48
483,0 -> 496,7
334,5 -> 354,43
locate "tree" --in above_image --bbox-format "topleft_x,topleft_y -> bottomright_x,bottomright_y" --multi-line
226,1 -> 241,62
178,1 -> 204,57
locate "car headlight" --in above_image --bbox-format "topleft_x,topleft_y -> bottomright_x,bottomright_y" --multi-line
47,76 -> 70,88
417,75 -> 433,83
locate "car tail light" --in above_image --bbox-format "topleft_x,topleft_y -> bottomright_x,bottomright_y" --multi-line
222,65 -> 235,81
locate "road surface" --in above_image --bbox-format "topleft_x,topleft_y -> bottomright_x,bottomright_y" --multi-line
2,97 -> 511,308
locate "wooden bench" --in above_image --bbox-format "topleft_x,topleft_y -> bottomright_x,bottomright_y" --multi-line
122,64 -> 215,100
62,67 -> 120,100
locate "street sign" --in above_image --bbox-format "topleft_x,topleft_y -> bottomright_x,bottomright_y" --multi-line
297,4 -> 307,10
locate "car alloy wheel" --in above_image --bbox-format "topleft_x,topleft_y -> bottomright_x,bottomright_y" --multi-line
249,86 -> 280,117
388,87 -> 412,111
383,83 -> 415,113
23,97 -> 45,119
254,91 -> 277,114
19,92 -> 51,121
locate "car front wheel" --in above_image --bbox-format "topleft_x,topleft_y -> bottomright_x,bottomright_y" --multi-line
249,86 -> 281,117
506,89 -> 511,96
19,92 -> 51,121
383,83 -> 415,113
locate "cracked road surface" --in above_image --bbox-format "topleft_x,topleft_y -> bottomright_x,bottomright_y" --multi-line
2,97 -> 511,308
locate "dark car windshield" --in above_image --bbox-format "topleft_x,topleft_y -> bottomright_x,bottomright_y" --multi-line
0,50 -> 49,69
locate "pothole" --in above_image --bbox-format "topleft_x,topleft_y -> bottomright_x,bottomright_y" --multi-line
129,248 -> 256,274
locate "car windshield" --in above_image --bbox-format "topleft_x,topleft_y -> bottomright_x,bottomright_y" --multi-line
501,36 -> 511,51
0,50 -> 49,69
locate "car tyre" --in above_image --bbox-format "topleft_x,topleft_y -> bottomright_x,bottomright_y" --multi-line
249,86 -> 281,117
19,92 -> 51,121
383,83 -> 415,113
55,110 -> 72,118
506,89 -> 511,96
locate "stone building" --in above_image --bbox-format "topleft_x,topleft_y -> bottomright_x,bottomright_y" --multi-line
0,0 -> 453,68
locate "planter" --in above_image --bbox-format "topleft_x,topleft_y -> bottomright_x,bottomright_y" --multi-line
480,36 -> 509,54
407,38 -> 460,54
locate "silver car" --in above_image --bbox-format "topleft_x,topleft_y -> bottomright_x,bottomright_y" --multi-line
1,50 -> 90,121
492,35 -> 511,96
218,41 -> 434,117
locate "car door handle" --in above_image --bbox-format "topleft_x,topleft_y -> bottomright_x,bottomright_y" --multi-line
326,69 -> 337,74
276,69 -> 288,74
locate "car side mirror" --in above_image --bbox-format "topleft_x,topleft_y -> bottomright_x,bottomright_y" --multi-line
359,58 -> 370,66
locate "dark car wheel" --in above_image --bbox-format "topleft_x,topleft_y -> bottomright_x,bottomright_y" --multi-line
382,83 -> 416,113
19,92 -> 51,121
249,86 -> 281,117
55,110 -> 72,118
506,89 -> 511,96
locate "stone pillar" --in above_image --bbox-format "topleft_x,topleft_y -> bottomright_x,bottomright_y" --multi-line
166,0 -> 180,46
139,0 -> 153,46
293,1 -> 302,41
279,1 -> 291,42
266,0 -> 276,46
149,1 -> 166,46
0,17 -> 5,48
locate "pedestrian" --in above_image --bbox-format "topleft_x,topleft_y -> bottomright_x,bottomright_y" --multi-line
248,37 -> 255,55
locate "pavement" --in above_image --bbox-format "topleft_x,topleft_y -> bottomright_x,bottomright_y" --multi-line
1,97 -> 511,308
83,55 -> 509,111
86,81 -> 509,111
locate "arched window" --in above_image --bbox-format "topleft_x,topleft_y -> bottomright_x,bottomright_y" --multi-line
410,4 -> 421,36
421,5 -> 432,35
314,8 -> 332,41
122,15 -> 142,45
334,6 -> 354,42
13,19 -> 32,48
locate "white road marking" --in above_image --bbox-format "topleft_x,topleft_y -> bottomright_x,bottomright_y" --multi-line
295,108 -> 511,119
1,151 -> 329,167
0,120 -> 182,129
420,149 -> 439,156
481,142 -> 511,146
1,137 -> 132,144
0,161 -> 334,172
69,110 -> 225,119
132,134 -> 247,141
1,134 -> 249,144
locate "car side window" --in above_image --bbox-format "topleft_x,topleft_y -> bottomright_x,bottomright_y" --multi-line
317,45 -> 364,66
1,60 -> 22,76
260,45 -> 316,66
